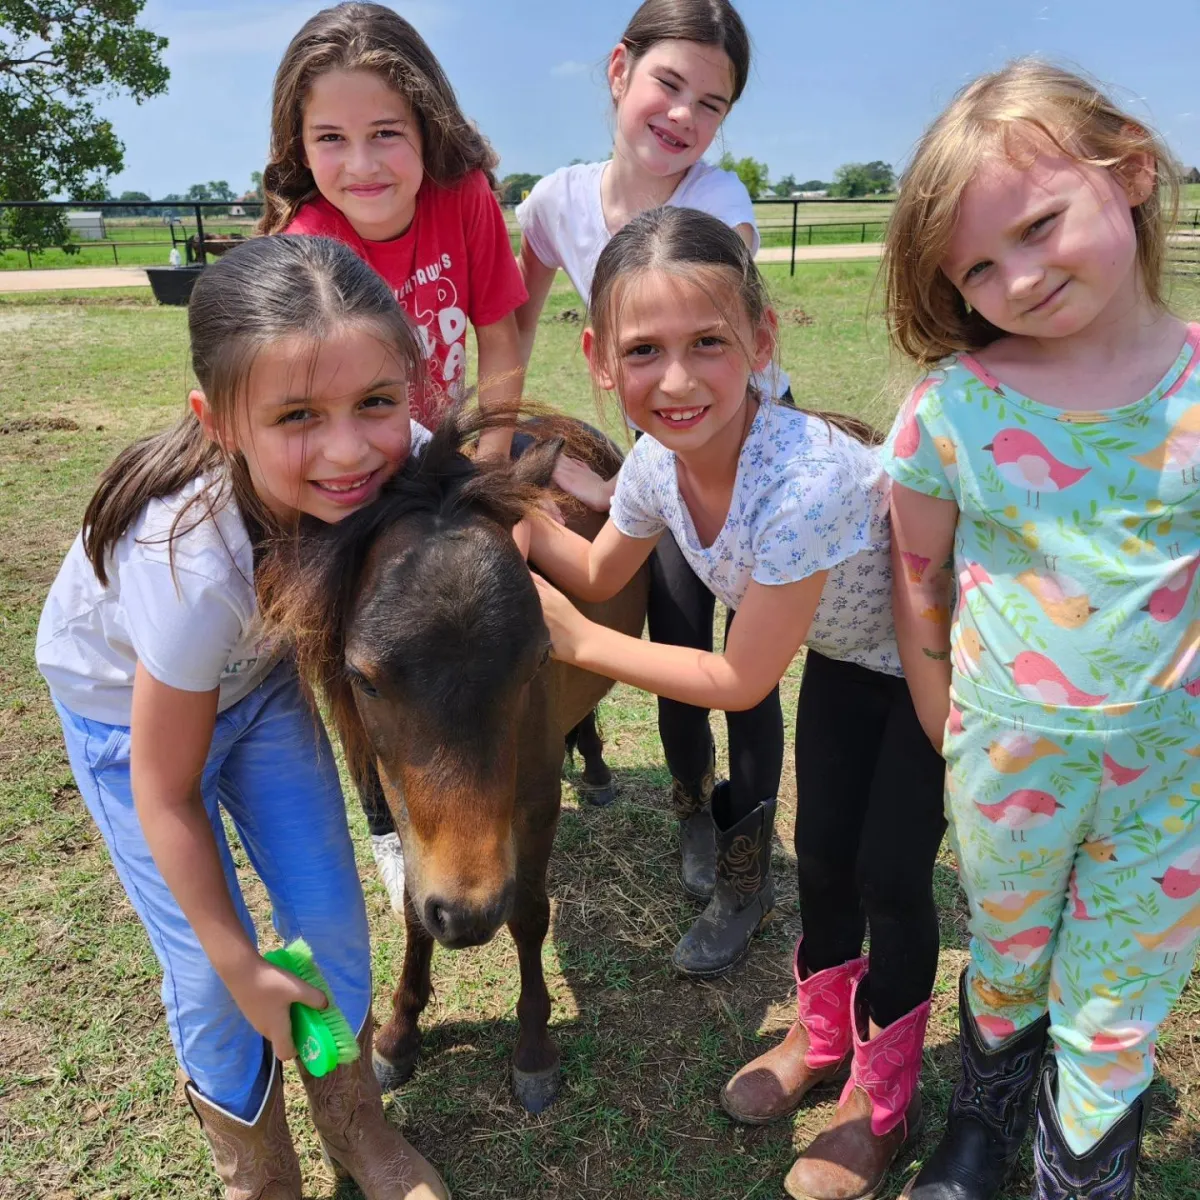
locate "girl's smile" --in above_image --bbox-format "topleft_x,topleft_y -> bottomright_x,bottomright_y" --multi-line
193,325 -> 416,525
301,69 -> 425,241
586,270 -> 774,456
943,144 -> 1150,343
610,39 -> 733,179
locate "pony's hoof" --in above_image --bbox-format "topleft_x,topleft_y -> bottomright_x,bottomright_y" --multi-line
512,1061 -> 560,1114
576,780 -> 615,808
373,1047 -> 417,1092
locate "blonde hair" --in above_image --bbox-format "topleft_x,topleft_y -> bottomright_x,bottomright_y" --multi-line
884,59 -> 1180,367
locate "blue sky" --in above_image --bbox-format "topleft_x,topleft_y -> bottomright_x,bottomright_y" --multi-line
100,0 -> 1200,198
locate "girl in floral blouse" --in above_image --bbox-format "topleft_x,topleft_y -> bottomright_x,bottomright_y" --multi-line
528,205 -> 946,1200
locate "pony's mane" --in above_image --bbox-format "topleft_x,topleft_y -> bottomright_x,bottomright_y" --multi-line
259,401 -> 609,786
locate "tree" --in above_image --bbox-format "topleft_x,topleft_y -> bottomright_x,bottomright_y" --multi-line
497,172 -> 541,204
107,188 -> 151,216
0,1 -> 169,255
830,161 -> 895,198
718,152 -> 770,198
771,173 -> 797,197
798,179 -> 827,192
249,170 -> 264,200
184,180 -> 234,215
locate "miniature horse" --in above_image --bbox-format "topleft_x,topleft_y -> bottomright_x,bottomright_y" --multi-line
263,413 -> 647,1113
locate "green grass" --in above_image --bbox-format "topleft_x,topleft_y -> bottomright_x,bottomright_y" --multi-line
2,266 -> 1198,1199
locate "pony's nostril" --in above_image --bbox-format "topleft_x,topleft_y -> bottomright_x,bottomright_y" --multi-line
426,898 -> 451,936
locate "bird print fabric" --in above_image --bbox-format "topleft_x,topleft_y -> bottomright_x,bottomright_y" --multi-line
883,326 -> 1200,1155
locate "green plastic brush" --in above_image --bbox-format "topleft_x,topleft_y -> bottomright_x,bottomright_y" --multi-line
263,938 -> 359,1077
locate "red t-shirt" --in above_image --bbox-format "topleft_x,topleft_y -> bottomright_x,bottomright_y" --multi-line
285,170 -> 527,426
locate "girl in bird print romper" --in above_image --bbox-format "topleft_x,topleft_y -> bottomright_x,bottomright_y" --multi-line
880,61 -> 1200,1200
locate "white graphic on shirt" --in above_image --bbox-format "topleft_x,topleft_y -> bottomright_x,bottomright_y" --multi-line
396,253 -> 467,392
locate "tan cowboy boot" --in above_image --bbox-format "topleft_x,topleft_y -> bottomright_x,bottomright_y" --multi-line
301,1010 -> 450,1200
722,941 -> 866,1124
184,1059 -> 302,1200
784,975 -> 930,1200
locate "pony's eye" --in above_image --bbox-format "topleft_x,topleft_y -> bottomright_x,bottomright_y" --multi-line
348,668 -> 380,698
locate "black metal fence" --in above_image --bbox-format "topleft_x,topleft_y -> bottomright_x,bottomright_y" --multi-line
6,195 -> 1198,277
1,196 -> 901,276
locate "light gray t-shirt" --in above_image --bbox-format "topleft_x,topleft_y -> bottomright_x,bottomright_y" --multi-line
517,160 -> 788,401
609,404 -> 901,675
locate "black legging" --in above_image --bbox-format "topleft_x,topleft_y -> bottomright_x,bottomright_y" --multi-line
793,649 -> 946,1028
648,529 -> 785,822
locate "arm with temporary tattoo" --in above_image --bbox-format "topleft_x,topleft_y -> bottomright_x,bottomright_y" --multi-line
890,483 -> 958,753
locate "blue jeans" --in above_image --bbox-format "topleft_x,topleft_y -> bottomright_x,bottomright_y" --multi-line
52,661 -> 371,1118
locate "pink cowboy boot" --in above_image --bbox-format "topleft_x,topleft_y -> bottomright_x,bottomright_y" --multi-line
721,941 -> 867,1124
784,974 -> 929,1200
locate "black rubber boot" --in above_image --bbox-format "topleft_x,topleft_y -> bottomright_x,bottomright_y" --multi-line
899,969 -> 1049,1200
1032,1056 -> 1146,1200
671,790 -> 775,978
671,753 -> 718,900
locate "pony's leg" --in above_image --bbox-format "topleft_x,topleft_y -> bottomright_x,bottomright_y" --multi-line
373,893 -> 433,1092
509,812 -> 561,1114
567,709 -> 614,807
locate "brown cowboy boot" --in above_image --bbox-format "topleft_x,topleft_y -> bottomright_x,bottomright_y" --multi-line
784,975 -> 929,1200
184,1058 -> 302,1200
721,941 -> 866,1124
301,1011 -> 450,1200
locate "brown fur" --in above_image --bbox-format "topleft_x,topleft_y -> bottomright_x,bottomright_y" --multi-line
260,403 -> 647,1109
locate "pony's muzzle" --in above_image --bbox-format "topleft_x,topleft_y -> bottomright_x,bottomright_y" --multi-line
423,880 -> 515,949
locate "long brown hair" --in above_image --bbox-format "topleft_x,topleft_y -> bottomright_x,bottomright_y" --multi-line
619,0 -> 751,104
82,235 -> 425,585
588,206 -> 880,443
884,58 -> 1181,367
259,2 -> 499,235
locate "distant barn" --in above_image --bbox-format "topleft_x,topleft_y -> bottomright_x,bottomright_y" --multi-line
66,212 -> 106,241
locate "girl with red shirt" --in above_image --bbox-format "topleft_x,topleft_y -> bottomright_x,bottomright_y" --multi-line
259,1 -> 528,905
259,2 -> 526,458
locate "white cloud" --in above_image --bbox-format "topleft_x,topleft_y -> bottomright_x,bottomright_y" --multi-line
550,59 -> 591,79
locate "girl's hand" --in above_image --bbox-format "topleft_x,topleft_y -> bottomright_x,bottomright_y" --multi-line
512,517 -> 532,560
552,456 -> 615,513
226,955 -> 329,1062
532,574 -> 593,663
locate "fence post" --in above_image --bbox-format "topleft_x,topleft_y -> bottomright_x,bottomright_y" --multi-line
790,200 -> 798,277
861,221 -> 866,243
27,248 -> 32,269
112,243 -> 118,266
194,204 -> 207,264
807,224 -> 813,245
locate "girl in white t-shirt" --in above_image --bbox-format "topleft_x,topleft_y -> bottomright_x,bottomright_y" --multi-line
528,208 -> 946,1200
516,0 -> 791,934
35,236 -> 447,1200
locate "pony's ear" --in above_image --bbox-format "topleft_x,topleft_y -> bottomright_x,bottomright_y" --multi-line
511,436 -> 564,490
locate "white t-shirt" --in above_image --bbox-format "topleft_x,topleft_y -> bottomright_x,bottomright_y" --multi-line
517,160 -> 789,401
609,404 -> 900,676
37,422 -> 432,726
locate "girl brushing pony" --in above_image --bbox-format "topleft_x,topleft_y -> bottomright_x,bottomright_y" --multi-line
882,60 -> 1200,1200
516,0 -> 793,975
36,236 -> 448,1200
258,1 -> 530,907
529,205 -> 947,1200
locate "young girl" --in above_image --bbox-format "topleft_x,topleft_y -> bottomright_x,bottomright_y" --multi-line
516,0 -> 793,957
35,237 -> 448,1200
530,206 -> 947,1200
260,1 -> 525,448
882,60 -> 1199,1200
259,0 -> 528,906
